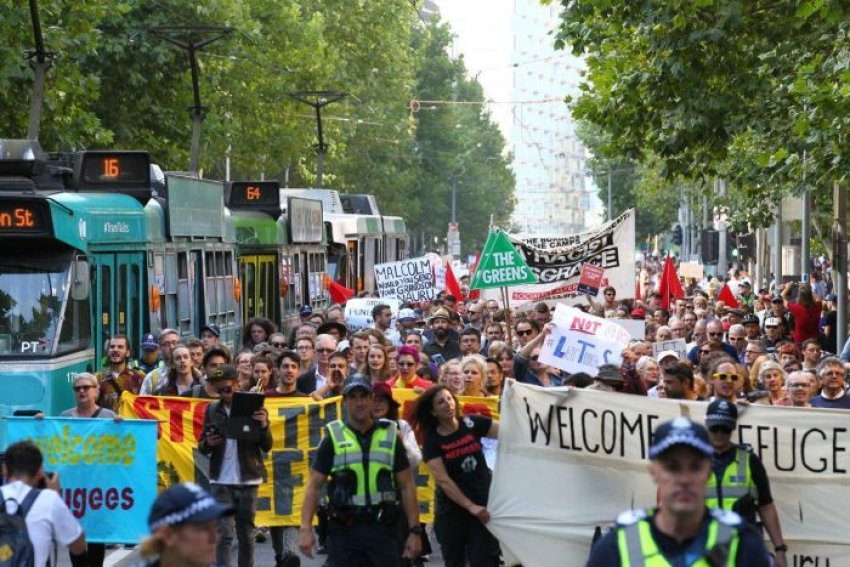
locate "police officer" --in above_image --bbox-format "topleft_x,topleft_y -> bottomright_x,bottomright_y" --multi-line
587,417 -> 771,566
704,399 -> 788,567
299,374 -> 422,566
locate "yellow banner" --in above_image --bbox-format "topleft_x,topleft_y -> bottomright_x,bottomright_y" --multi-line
118,391 -> 499,526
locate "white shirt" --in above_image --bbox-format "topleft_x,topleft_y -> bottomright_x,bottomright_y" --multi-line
0,481 -> 83,567
210,406 -> 261,486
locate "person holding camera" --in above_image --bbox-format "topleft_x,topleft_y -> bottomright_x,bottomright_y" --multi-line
198,365 -> 272,567
299,375 -> 422,566
1,441 -> 88,567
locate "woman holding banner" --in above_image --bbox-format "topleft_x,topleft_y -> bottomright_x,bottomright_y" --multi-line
59,372 -> 123,567
413,385 -> 500,567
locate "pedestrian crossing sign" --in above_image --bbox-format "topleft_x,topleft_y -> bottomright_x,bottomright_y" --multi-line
470,229 -> 538,289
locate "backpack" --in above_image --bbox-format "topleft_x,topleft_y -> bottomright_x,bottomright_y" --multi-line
0,488 -> 41,567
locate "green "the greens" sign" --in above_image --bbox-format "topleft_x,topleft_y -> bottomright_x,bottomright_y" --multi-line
470,229 -> 538,290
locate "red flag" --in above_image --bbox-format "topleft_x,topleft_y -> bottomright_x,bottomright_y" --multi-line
327,278 -> 355,304
467,254 -> 481,300
444,261 -> 463,301
717,283 -> 740,309
658,253 -> 685,309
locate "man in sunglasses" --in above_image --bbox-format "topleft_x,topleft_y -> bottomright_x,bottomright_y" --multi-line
513,318 -> 540,348
199,365 -> 271,567
687,319 -> 737,364
708,359 -> 742,403
704,400 -> 787,565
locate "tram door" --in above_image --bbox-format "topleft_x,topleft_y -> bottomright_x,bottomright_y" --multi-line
91,252 -> 144,366
239,255 -> 278,324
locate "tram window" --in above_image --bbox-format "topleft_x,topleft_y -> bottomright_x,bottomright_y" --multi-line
218,251 -> 227,276
164,253 -> 178,328
205,252 -> 215,277
244,262 -> 256,313
118,265 -> 127,335
57,291 -> 91,355
177,252 -> 191,334
101,265 -> 111,337
164,254 -> 177,294
130,264 -> 140,347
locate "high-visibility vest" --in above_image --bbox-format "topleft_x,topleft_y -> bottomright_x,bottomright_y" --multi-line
327,419 -> 398,508
615,508 -> 741,566
706,446 -> 757,511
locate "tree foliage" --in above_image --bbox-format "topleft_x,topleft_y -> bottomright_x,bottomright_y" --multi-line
0,1 -> 513,256
554,0 -> 850,242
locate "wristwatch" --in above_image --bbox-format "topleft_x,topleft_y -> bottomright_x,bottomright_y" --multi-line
408,525 -> 424,535
774,544 -> 788,553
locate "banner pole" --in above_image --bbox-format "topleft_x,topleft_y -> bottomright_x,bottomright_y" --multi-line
502,286 -> 513,347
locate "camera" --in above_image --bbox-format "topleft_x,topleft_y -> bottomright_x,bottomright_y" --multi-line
205,424 -> 221,437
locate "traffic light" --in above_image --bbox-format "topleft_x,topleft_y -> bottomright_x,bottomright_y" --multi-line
672,225 -> 683,245
702,229 -> 719,264
736,233 -> 756,261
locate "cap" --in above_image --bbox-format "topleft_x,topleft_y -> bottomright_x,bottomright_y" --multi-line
371,382 -> 400,408
828,293 -> 838,303
398,308 -> 416,322
207,365 -> 238,383
300,305 -> 313,317
741,314 -> 759,325
596,364 -> 623,382
336,339 -> 351,353
141,333 -> 159,352
342,374 -> 373,396
630,308 -> 646,319
317,321 -> 348,337
429,307 -> 452,323
764,317 -> 781,328
649,417 -> 714,459
706,398 -> 738,428
771,295 -> 784,303
148,482 -> 233,532
201,324 -> 221,337
656,350 -> 679,363
740,280 -> 751,287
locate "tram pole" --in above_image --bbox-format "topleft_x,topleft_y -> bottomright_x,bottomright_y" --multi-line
26,0 -> 55,140
287,91 -> 347,188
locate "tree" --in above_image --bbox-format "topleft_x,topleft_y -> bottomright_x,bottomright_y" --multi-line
553,1 -> 850,243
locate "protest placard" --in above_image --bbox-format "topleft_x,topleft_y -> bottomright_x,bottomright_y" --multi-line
576,263 -> 605,296
538,305 -> 631,376
6,417 -> 157,544
374,256 -> 436,301
608,318 -> 645,340
343,297 -> 401,332
679,261 -> 704,280
652,338 -> 688,359
118,391 -> 499,526
488,381 -> 850,567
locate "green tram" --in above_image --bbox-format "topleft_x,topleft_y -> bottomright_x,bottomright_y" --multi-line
228,181 -> 329,335
0,140 -> 240,435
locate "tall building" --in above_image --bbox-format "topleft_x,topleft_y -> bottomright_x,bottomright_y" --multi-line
509,1 -> 598,235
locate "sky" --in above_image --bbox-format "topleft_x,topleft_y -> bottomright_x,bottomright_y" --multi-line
433,0 -> 514,139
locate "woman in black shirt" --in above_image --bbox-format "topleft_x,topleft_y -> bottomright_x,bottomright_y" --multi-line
412,385 -> 500,567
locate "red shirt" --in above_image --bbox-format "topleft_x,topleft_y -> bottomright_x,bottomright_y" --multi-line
387,374 -> 434,390
786,301 -> 822,344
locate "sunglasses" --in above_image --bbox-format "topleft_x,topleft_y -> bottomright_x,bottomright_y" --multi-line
73,385 -> 95,392
712,372 -> 740,382
517,329 -> 534,337
708,425 -> 733,434
216,386 -> 234,394
397,361 -> 416,367
707,332 -> 722,337
271,342 -> 287,348
316,348 -> 335,354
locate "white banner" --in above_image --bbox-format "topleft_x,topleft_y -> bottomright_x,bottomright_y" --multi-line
373,256 -> 437,302
343,298 -> 401,332
652,338 -> 689,360
538,305 -> 631,376
488,381 -> 850,566
483,210 -> 635,306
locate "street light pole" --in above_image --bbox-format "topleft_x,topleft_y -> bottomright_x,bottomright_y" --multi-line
141,25 -> 234,174
287,90 -> 347,188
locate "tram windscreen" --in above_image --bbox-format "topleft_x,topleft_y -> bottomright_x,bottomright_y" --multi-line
0,256 -> 71,356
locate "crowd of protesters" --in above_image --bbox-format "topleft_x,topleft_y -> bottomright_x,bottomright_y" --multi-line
63,256 -> 850,566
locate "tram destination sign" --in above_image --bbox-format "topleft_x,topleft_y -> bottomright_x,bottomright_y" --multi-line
0,199 -> 51,235
75,151 -> 150,189
227,181 -> 280,210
